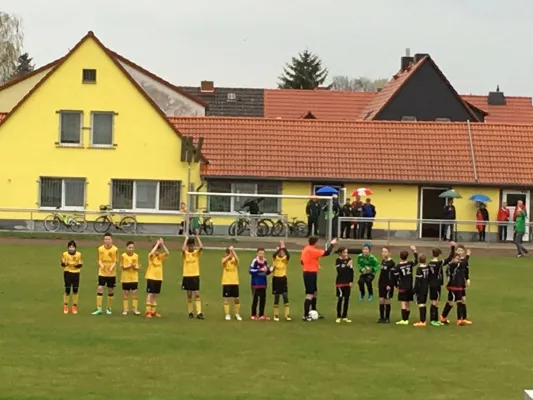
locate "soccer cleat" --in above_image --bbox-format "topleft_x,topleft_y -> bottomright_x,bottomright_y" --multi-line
106,308 -> 112,315
302,316 -> 312,322
259,316 -> 270,321
197,313 -> 205,320
358,294 -> 364,301
384,319 -> 390,324
188,313 -> 194,319
377,318 -> 385,324
71,306 -> 78,315
225,314 -> 231,321
285,316 -> 292,321
368,295 -> 373,302
413,321 -> 426,327
318,313 -> 325,319
92,308 -> 103,315
396,320 -> 409,325
251,315 -> 258,320
152,312 -> 161,318
342,318 -> 352,323
430,320 -> 441,327
335,318 -> 342,323
145,312 -> 152,318
234,314 -> 242,321
122,311 -> 128,316
273,316 -> 280,322
133,310 -> 140,316
457,319 -> 466,326
63,306 -> 69,314
462,319 -> 473,325
440,317 -> 450,325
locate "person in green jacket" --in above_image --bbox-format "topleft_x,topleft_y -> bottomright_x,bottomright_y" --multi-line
515,206 -> 529,257
356,243 -> 380,301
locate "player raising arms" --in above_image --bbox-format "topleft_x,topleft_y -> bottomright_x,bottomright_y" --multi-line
356,243 -> 380,301
413,253 -> 430,327
61,240 -> 83,314
272,241 -> 291,321
428,245 -> 454,326
121,241 -> 140,316
145,238 -> 169,318
377,247 -> 396,323
394,246 -> 418,325
221,246 -> 242,321
92,233 -> 118,315
335,247 -> 355,323
181,232 -> 204,319
440,248 -> 471,326
249,248 -> 271,320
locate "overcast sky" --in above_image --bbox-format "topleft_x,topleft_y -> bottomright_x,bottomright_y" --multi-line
3,0 -> 533,96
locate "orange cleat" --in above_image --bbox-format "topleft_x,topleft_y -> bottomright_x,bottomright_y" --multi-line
457,319 -> 466,326
151,312 -> 161,318
71,306 -> 78,315
462,319 -> 472,325
413,321 -> 426,327
63,306 -> 69,314
440,317 -> 450,325
145,312 -> 152,318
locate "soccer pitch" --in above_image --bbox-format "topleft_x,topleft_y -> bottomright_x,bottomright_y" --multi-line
0,241 -> 530,400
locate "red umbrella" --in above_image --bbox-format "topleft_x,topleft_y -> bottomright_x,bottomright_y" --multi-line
352,188 -> 373,197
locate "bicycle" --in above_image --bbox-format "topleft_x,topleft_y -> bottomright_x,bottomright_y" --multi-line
43,207 -> 88,232
93,205 -> 137,234
183,210 -> 214,235
271,217 -> 308,237
228,211 -> 269,237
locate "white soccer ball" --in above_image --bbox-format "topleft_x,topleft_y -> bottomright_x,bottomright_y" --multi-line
308,310 -> 319,320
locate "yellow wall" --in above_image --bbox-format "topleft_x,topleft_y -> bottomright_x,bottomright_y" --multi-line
0,37 -> 199,223
451,186 -> 500,232
281,181 -> 311,221
0,67 -> 53,112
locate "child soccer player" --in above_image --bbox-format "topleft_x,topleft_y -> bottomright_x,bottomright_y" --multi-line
413,254 -> 430,327
356,243 -> 379,301
181,232 -> 204,319
456,244 -> 473,325
121,241 -> 140,316
272,241 -> 291,321
335,247 -> 354,323
394,245 -> 418,325
145,238 -> 169,318
92,233 -> 118,315
440,248 -> 471,326
61,240 -> 83,314
377,247 -> 396,323
249,248 -> 271,320
221,246 -> 242,321
428,245 -> 455,326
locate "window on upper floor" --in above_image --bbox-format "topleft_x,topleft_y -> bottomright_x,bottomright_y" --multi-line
58,111 -> 83,146
39,177 -> 86,209
111,179 -> 181,211
207,180 -> 281,214
82,69 -> 97,83
91,112 -> 114,147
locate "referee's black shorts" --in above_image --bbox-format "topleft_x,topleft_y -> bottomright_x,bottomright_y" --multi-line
303,272 -> 317,295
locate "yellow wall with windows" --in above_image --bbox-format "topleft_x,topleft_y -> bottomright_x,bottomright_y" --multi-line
0,67 -> 53,112
450,187 -> 500,233
0,36 -> 199,223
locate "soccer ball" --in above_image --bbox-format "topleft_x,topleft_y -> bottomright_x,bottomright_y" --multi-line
308,310 -> 319,320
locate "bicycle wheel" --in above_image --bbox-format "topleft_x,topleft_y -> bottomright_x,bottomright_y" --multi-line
119,217 -> 137,234
44,215 -> 61,232
236,220 -> 248,236
228,221 -> 239,236
202,219 -> 214,235
271,220 -> 285,236
93,216 -> 111,233
257,221 -> 270,237
70,215 -> 88,233
294,221 -> 308,237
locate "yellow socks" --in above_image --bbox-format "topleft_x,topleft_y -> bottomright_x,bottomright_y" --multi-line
107,295 -> 113,309
273,304 -> 280,317
234,302 -> 240,314
132,298 -> 138,311
63,294 -> 69,306
195,299 -> 202,314
224,303 -> 230,315
153,302 -> 157,314
187,300 -> 194,314
284,303 -> 290,318
72,293 -> 79,306
96,294 -> 103,308
123,299 -> 129,312
145,303 -> 153,313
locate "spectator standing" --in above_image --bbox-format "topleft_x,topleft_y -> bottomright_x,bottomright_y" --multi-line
242,198 -> 264,237
340,199 -> 353,239
351,196 -> 364,239
331,195 -> 342,239
497,202 -> 510,242
361,198 -> 376,240
514,206 -> 529,257
441,199 -> 456,241
476,203 -> 489,242
306,198 -> 321,237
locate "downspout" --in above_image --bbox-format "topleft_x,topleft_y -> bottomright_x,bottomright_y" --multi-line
195,181 -> 205,210
466,120 -> 478,183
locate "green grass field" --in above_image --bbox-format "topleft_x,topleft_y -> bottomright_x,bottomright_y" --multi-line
0,242 -> 530,400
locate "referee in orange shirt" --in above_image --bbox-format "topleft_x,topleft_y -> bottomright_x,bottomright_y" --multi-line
301,236 -> 337,321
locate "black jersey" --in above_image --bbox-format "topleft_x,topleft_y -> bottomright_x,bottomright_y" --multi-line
446,256 -> 469,289
378,258 -> 396,287
428,247 -> 455,287
394,253 -> 418,291
335,257 -> 354,287
461,257 -> 470,280
414,264 -> 430,294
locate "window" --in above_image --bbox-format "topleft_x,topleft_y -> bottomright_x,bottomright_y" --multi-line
436,117 -> 451,122
91,112 -> 114,146
312,184 -> 343,195
227,92 -> 236,101
39,177 -> 85,209
82,69 -> 97,83
207,180 -> 281,214
59,111 -> 82,145
111,180 -> 180,211
401,116 -> 417,121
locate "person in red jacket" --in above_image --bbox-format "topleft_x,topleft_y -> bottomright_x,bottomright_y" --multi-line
497,202 -> 510,242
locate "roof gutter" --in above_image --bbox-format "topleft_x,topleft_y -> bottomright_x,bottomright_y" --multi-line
466,120 -> 478,182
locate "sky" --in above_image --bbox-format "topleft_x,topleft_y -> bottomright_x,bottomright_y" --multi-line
3,0 -> 533,96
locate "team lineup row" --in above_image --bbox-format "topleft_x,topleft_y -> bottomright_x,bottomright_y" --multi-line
60,233 -> 472,326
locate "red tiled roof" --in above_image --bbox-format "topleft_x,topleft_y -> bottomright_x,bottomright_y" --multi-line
463,95 -> 533,124
264,89 -> 375,120
0,113 -> 6,122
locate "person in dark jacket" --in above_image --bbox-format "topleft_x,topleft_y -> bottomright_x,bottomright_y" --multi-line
351,196 -> 364,239
476,203 -> 489,242
340,199 -> 353,239
361,198 -> 376,240
331,195 -> 341,238
306,198 -> 321,237
441,199 -> 456,241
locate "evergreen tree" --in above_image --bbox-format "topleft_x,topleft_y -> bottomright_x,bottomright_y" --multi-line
14,52 -> 34,77
278,50 -> 328,89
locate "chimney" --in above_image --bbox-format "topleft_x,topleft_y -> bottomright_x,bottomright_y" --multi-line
487,85 -> 506,105
414,53 -> 429,63
401,56 -> 414,72
200,80 -> 215,92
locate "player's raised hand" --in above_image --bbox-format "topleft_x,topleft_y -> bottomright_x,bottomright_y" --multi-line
331,238 -> 337,245
280,240 -> 285,248
410,245 -> 417,252
450,241 -> 456,247
466,249 -> 471,256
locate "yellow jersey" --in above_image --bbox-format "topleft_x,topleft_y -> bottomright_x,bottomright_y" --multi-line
98,245 -> 118,277
61,251 -> 83,274
121,252 -> 140,283
221,257 -> 239,285
182,249 -> 201,277
272,255 -> 289,277
145,253 -> 167,281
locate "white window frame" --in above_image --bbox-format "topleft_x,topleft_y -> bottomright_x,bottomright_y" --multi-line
39,177 -> 86,211
207,181 -> 282,215
90,111 -> 115,148
110,180 -> 181,213
58,111 -> 83,147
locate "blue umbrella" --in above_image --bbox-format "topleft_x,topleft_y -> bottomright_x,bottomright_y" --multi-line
315,186 -> 339,195
469,194 -> 491,202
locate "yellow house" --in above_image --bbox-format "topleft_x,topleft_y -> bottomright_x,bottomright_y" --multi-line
0,32 -> 206,229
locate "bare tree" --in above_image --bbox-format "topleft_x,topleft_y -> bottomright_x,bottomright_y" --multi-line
331,76 -> 388,92
0,11 -> 24,85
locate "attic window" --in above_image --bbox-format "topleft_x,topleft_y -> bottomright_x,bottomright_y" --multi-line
227,93 -> 236,102
82,69 -> 97,83
401,116 -> 417,121
436,117 -> 451,122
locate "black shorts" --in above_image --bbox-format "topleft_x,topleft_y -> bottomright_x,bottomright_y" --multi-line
122,282 -> 138,291
64,271 -> 80,287
415,290 -> 428,305
146,279 -> 162,294
398,289 -> 414,302
378,283 -> 394,299
272,276 -> 288,295
336,286 -> 351,298
429,286 -> 442,301
447,289 -> 464,302
98,276 -> 116,288
303,272 -> 318,295
182,276 -> 200,291
222,284 -> 239,298
462,289 -> 467,298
